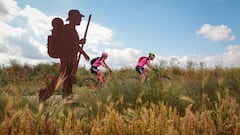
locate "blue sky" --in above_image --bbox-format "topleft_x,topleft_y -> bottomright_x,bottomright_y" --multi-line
0,0 -> 240,69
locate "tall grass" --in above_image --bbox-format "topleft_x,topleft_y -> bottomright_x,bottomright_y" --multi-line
0,63 -> 240,134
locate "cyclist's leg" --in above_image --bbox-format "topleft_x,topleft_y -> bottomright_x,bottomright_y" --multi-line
144,68 -> 148,76
136,66 -> 145,83
140,73 -> 146,83
97,70 -> 104,83
102,73 -> 108,83
90,66 -> 99,82
158,76 -> 163,84
141,68 -> 148,83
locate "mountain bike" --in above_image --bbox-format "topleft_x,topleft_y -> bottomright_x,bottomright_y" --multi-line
122,69 -> 171,85
79,72 -> 112,89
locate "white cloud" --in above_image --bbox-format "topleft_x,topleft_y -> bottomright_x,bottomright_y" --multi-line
0,0 -> 239,69
219,45 -> 240,67
157,45 -> 240,68
0,52 -> 53,67
0,20 -> 47,59
105,48 -> 142,69
196,24 -> 235,42
76,21 -> 120,55
198,45 -> 240,67
0,0 -> 19,21
78,22 -> 114,45
78,48 -> 143,70
0,0 -> 122,67
18,5 -> 52,37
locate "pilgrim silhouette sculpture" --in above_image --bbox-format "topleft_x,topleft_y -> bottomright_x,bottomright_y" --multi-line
39,9 -> 90,102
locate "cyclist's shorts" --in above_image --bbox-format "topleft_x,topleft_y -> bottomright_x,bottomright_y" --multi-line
136,66 -> 144,74
90,66 -> 99,75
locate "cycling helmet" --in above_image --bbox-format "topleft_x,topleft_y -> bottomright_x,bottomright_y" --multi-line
102,52 -> 108,57
149,52 -> 155,58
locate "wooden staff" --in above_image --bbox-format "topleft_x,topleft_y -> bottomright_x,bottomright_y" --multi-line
77,14 -> 92,65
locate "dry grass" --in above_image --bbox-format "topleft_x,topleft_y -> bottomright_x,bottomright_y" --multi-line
0,91 -> 240,135
0,64 -> 240,134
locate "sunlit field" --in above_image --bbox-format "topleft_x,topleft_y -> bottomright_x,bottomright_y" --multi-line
0,61 -> 240,135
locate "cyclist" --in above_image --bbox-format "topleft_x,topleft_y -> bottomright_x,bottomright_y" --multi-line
90,52 -> 112,84
136,52 -> 157,83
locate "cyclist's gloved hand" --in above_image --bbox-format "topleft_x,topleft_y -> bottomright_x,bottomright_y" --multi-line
153,68 -> 159,72
109,70 -> 112,76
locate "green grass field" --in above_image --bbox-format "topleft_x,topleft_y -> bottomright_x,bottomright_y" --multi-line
0,62 -> 240,134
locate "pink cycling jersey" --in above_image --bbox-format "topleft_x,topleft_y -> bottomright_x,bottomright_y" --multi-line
93,57 -> 105,67
136,56 -> 149,67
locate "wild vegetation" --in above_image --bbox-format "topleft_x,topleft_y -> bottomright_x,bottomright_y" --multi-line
0,60 -> 240,135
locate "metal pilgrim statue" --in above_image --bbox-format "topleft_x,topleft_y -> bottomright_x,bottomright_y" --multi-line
39,9 -> 91,102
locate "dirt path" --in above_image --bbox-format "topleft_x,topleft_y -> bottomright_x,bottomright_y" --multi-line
23,94 -> 80,102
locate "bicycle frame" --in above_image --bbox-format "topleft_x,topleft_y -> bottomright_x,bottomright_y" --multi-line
80,72 -> 111,89
124,70 -> 171,84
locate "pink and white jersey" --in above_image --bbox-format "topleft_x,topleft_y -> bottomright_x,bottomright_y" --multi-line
136,56 -> 149,67
93,57 -> 105,67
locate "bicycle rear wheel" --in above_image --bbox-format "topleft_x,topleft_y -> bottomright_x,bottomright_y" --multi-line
123,76 -> 140,85
157,74 -> 172,89
80,78 -> 98,89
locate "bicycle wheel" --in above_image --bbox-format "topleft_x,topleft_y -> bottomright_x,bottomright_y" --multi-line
109,76 -> 124,83
157,74 -> 172,88
80,78 -> 98,88
123,76 -> 140,85
160,74 -> 171,80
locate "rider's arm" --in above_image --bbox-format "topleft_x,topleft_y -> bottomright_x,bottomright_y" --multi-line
146,60 -> 156,70
100,61 -> 112,72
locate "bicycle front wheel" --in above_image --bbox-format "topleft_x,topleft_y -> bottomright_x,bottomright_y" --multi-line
123,76 -> 140,85
80,78 -> 98,88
